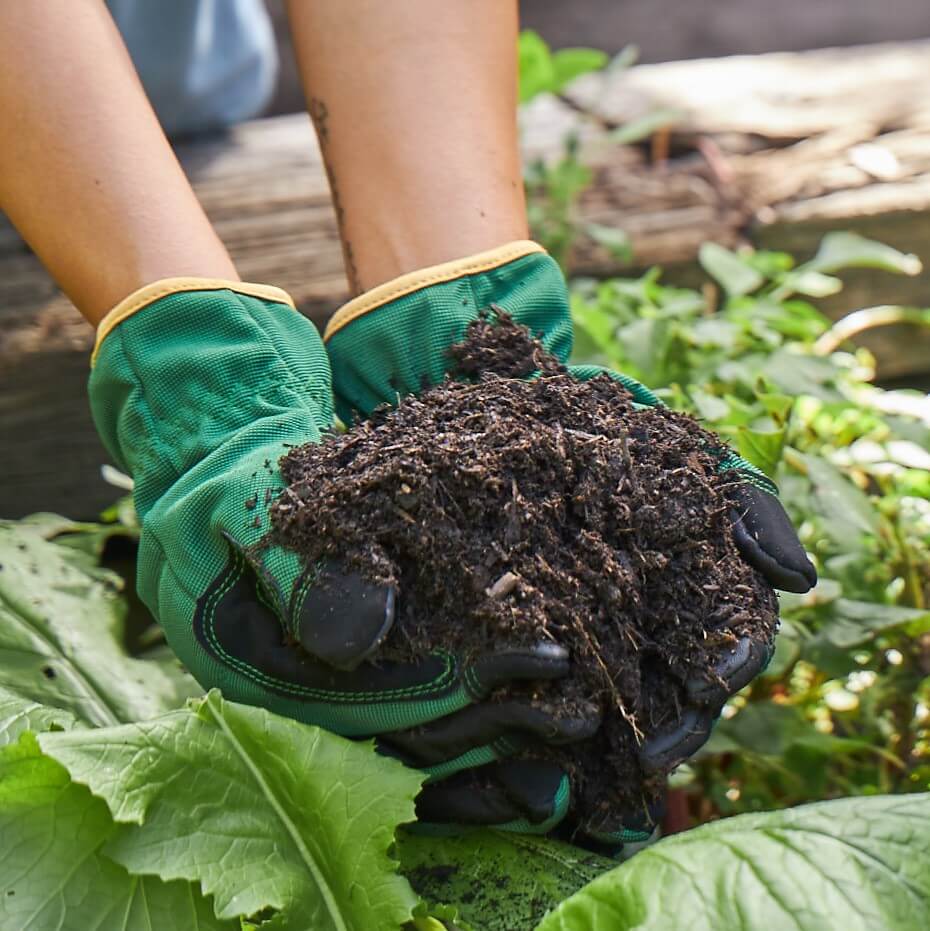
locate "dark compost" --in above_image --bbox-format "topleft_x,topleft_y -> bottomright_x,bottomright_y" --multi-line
271,313 -> 778,834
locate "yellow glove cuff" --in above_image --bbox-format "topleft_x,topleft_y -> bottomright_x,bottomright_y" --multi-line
91,277 -> 296,366
322,240 -> 546,342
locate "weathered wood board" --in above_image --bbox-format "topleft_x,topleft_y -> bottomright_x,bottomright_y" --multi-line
3,41 -> 930,518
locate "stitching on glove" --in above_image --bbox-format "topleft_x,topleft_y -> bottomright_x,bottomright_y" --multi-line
289,567 -> 316,639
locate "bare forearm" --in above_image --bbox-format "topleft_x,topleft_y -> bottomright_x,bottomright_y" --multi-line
287,0 -> 527,294
0,0 -> 236,324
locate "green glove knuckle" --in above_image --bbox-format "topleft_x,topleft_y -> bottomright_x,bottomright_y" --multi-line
419,733 -> 525,783
421,744 -> 502,783
588,825 -> 656,845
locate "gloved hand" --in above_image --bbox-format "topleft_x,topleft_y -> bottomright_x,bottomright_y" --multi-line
323,242 -> 817,833
88,278 -> 599,831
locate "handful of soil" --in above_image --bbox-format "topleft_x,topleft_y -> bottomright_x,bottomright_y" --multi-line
271,313 -> 778,834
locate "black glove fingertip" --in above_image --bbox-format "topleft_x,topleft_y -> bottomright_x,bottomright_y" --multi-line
414,760 -> 568,827
379,701 -> 600,768
730,484 -> 817,593
687,635 -> 770,707
295,563 -> 396,670
584,792 -> 666,848
494,760 -> 569,825
639,708 -> 714,773
469,643 -> 570,695
732,517 -> 815,594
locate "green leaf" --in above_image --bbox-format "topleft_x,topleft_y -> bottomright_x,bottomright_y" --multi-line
795,453 -> 881,546
704,701 -> 868,759
98,493 -> 140,533
746,250 -> 795,279
690,316 -> 740,350
614,317 -> 671,385
756,391 -> 795,424
0,683 -> 80,746
518,31 -> 555,103
518,32 -> 606,103
41,691 -> 423,931
0,733 -> 231,931
584,223 -> 632,261
805,232 -> 922,277
688,387 -> 730,423
699,243 -> 765,297
777,269 -> 843,299
741,297 -> 831,341
760,350 -> 845,402
810,598 -> 930,649
0,519 -> 198,727
734,426 -> 787,477
11,509 -> 137,566
551,48 -> 608,88
398,830 -> 613,931
536,794 -> 930,930
763,619 -> 803,678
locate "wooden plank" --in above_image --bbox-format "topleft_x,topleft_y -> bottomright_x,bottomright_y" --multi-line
4,42 -> 930,518
565,40 -> 930,137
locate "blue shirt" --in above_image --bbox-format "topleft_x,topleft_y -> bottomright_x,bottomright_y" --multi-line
107,0 -> 278,136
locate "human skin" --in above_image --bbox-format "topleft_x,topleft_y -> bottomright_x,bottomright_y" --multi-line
0,0 -> 525,316
286,0 -> 528,295
0,0 -> 237,325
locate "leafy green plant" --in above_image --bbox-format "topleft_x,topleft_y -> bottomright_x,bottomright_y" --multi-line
0,731 -> 234,930
399,831 -> 613,931
40,693 -> 422,930
517,35 -> 672,272
524,135 -> 602,271
0,514 -> 196,725
536,793 -> 930,930
518,31 -> 607,105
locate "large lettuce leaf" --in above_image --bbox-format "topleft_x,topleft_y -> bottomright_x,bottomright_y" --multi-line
0,683 -> 81,746
536,793 -> 930,931
0,732 -> 232,930
40,691 -> 424,931
0,519 -> 197,725
399,829 -> 614,931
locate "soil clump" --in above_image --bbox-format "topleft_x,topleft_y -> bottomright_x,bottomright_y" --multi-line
271,312 -> 778,836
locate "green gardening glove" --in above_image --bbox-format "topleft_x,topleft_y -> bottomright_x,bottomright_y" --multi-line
324,242 -> 817,839
88,278 -> 595,831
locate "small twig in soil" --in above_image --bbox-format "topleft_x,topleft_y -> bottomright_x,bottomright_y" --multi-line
487,572 -> 521,600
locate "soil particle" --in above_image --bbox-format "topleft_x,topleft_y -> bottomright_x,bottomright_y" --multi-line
271,312 -> 778,833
